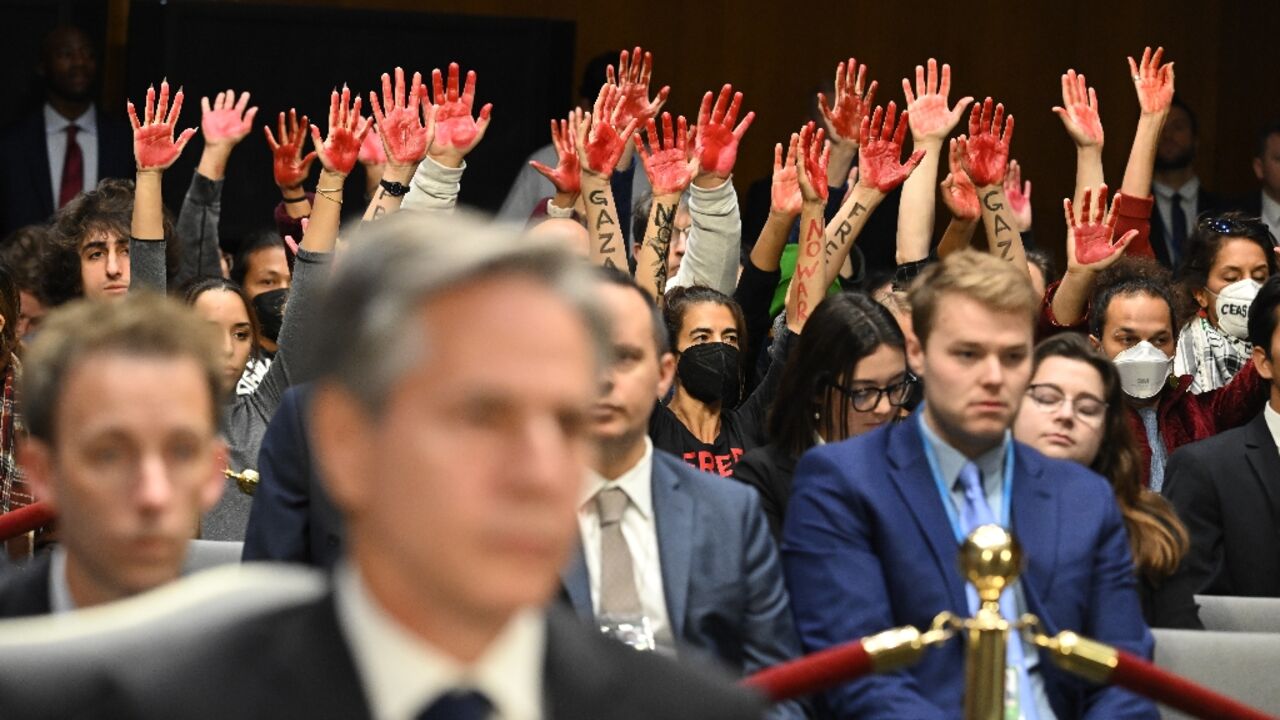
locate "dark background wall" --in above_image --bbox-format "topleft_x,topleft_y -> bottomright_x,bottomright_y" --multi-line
5,0 -> 1277,259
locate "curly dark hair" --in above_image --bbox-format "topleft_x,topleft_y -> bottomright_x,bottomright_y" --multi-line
43,178 -> 178,305
0,224 -> 54,303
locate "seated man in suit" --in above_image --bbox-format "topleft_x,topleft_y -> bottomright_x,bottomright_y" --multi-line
561,270 -> 804,719
1164,275 -> 1280,597
0,215 -> 766,719
0,295 -> 227,618
1245,122 -> 1280,243
241,384 -> 346,569
784,251 -> 1156,719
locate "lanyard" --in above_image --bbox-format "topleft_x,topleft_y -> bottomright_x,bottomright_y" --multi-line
917,412 -> 1015,544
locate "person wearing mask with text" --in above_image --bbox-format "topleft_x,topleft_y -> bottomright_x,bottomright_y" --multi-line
1086,258 -> 1266,490
784,250 -> 1156,719
1173,213 -> 1277,393
1013,333 -> 1196,628
1162,275 -> 1280,599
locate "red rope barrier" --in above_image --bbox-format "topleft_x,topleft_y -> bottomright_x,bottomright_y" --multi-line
742,638 -> 871,703
0,502 -> 54,542
1109,651 -> 1276,720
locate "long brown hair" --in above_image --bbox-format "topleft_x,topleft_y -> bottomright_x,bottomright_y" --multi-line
1032,334 -> 1189,578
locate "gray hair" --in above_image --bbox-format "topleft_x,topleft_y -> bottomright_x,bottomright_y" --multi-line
309,212 -> 612,412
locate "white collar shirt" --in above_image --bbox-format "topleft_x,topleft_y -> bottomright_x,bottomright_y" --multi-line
1265,401 -> 1280,455
1152,177 -> 1201,248
44,103 -> 99,209
1260,192 -> 1280,248
576,437 -> 674,651
333,563 -> 546,720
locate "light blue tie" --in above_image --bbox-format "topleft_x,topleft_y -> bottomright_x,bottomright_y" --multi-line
1138,407 -> 1168,492
957,461 -> 1039,720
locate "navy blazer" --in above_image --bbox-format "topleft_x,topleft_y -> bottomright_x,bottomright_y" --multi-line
782,417 -> 1156,720
0,105 -> 133,236
242,385 -> 344,569
561,449 -> 806,720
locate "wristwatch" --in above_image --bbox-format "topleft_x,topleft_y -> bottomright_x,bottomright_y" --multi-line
379,179 -> 411,197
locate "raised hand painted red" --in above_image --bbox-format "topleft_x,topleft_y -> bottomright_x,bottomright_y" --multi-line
959,97 -> 1014,187
796,122 -> 830,201
264,109 -> 318,189
429,63 -> 492,160
771,133 -> 803,216
201,89 -> 257,145
529,117 -> 581,194
370,66 -> 431,166
129,80 -> 197,170
941,137 -> 980,221
857,102 -> 926,192
1128,46 -> 1175,114
1052,70 -> 1103,147
818,58 -> 876,142
902,58 -> 973,140
1066,184 -> 1136,267
308,86 -> 372,176
607,46 -> 670,132
695,85 -> 755,179
635,112 -> 693,196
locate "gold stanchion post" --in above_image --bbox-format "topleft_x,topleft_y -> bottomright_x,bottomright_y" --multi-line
957,524 -> 1023,720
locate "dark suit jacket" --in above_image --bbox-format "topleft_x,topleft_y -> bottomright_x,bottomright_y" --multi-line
0,595 -> 765,720
0,105 -> 133,236
1163,410 -> 1280,597
783,416 -> 1157,720
242,385 -> 344,569
0,552 -> 52,619
561,450 -> 804,719
1148,185 -> 1225,268
733,442 -> 798,543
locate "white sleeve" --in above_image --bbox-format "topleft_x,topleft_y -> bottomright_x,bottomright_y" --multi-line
667,177 -> 741,295
401,157 -> 466,213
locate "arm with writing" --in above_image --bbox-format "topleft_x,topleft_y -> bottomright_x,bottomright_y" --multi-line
1053,70 -> 1105,208
574,86 -> 639,271
128,80 -> 197,292
787,124 -> 830,334
401,63 -> 491,214
633,113 -> 694,302
897,59 -> 972,265
959,98 -> 1027,275
364,67 -> 434,222
1049,185 -> 1136,328
938,137 -> 981,258
824,104 -> 924,285
1118,46 -> 1176,258
671,85 -> 755,294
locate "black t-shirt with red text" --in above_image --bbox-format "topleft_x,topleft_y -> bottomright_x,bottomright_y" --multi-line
647,329 -> 793,478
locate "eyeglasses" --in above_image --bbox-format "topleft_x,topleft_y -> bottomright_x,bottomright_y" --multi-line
1025,384 -> 1108,426
830,375 -> 917,412
1199,216 -> 1278,246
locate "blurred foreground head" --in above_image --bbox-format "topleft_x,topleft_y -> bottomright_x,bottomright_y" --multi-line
307,212 -> 610,636
19,294 -> 226,609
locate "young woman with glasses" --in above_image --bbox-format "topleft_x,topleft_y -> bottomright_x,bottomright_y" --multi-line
1013,333 -> 1198,627
734,292 -> 915,540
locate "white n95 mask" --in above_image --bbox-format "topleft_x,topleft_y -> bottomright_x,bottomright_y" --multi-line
1212,278 -> 1261,341
1113,341 -> 1173,399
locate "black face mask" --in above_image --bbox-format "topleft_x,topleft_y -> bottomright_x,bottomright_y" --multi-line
251,288 -> 288,344
677,342 -> 741,407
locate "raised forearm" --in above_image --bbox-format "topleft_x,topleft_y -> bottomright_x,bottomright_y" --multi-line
302,170 -> 345,254
1049,268 -> 1097,327
895,140 -> 943,264
1074,146 -> 1104,207
749,211 -> 796,273
362,164 -> 415,222
634,193 -> 680,301
977,185 -> 1029,275
132,170 -> 165,240
823,185 -> 883,286
582,176 -> 625,270
790,201 -> 827,330
938,218 -> 979,258
1121,113 -> 1167,198
196,144 -> 233,182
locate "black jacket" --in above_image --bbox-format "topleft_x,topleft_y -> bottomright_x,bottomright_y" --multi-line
0,551 -> 52,619
1163,410 -> 1280,597
733,442 -> 798,543
0,595 -> 766,720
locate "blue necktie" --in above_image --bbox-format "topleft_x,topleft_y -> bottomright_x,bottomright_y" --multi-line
416,691 -> 492,720
1169,192 -> 1187,266
957,461 -> 1039,720
1138,407 -> 1169,492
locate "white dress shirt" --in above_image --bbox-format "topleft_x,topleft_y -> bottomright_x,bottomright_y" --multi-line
577,437 -> 674,651
333,563 -> 546,720
1265,401 -> 1280,454
1260,191 -> 1280,246
44,103 -> 99,208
